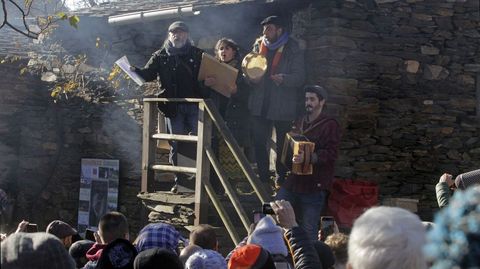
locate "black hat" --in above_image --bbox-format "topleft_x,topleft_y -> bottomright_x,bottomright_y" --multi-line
168,21 -> 189,32
260,15 -> 286,28
46,220 -> 78,239
304,85 -> 328,101
133,248 -> 183,269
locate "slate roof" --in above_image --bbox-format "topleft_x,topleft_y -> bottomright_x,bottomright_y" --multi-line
0,28 -> 37,57
73,0 -> 268,17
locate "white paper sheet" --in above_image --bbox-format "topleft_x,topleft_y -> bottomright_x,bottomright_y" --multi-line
115,55 -> 145,86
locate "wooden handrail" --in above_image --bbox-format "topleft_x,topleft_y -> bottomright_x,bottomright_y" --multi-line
203,179 -> 241,245
205,147 -> 251,232
202,99 -> 270,203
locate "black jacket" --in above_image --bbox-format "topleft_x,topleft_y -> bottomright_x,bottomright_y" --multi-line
285,226 -> 322,269
135,44 -> 205,117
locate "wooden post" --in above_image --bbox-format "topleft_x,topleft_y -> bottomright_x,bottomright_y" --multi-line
194,101 -> 211,225
141,101 -> 157,193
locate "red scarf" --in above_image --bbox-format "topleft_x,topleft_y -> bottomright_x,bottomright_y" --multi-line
259,41 -> 284,76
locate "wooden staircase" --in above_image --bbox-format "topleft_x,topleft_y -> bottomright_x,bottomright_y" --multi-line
139,98 -> 271,250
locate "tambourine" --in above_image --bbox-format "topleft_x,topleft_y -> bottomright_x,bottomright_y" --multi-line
241,52 -> 267,81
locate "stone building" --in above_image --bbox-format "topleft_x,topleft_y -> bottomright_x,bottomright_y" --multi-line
0,0 -> 479,237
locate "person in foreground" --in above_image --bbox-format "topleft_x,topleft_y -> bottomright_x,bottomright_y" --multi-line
347,206 -> 427,269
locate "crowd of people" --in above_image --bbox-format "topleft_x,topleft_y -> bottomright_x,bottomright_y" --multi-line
2,184 -> 480,269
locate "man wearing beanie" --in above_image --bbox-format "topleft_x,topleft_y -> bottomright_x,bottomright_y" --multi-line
134,247 -> 183,269
228,244 -> 276,269
277,85 -> 341,241
185,249 -> 227,269
131,21 -> 207,193
247,15 -> 305,189
247,215 -> 291,268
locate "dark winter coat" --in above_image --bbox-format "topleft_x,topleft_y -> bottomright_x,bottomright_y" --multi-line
135,44 -> 205,117
248,37 -> 305,121
284,226 -> 322,269
224,61 -> 251,146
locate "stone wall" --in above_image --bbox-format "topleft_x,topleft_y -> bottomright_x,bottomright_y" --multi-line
1,0 -> 479,233
0,62 -> 145,234
295,0 -> 480,219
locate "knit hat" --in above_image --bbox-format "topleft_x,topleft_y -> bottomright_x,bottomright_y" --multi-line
228,244 -> 275,269
424,186 -> 480,268
313,241 -> 336,269
133,247 -> 183,269
46,220 -> 78,239
168,21 -> 189,32
454,169 -> 480,190
185,249 -> 227,269
69,239 -> 95,268
135,223 -> 185,253
96,238 -> 137,269
0,232 -> 75,269
247,215 -> 288,257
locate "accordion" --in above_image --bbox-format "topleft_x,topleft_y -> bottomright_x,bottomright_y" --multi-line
281,132 -> 315,175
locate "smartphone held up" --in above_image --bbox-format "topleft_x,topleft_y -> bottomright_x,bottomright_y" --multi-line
320,216 -> 336,241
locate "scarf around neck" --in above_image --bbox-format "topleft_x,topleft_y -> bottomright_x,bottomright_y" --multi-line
164,40 -> 191,56
259,32 -> 289,75
262,32 -> 289,50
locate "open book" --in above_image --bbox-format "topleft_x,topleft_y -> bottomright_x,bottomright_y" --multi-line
114,56 -> 145,86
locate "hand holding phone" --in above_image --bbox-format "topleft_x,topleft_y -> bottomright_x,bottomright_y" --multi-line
262,203 -> 275,215
320,216 -> 336,241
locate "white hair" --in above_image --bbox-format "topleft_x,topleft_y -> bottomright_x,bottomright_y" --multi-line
347,206 -> 427,269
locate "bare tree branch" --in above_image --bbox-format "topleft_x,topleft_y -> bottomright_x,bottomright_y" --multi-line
0,0 -> 73,39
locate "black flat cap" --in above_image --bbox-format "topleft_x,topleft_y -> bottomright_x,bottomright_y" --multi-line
260,15 -> 286,27
304,85 -> 328,101
168,21 -> 189,32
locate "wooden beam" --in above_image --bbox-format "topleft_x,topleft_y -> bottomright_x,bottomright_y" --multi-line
151,164 -> 197,174
203,99 -> 270,203
143,97 -> 204,103
205,147 -> 251,233
141,101 -> 157,193
204,179 -> 241,245
152,133 -> 198,142
194,102 -> 212,225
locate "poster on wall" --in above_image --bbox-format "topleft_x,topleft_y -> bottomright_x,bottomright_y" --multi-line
77,159 -> 119,235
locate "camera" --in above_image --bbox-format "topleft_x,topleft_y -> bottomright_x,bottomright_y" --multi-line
26,223 -> 38,233
262,203 -> 275,215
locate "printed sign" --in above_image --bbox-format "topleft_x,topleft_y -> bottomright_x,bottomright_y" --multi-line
77,159 -> 119,235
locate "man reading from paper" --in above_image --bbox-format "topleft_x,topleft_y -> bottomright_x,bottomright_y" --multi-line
130,21 -> 207,193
